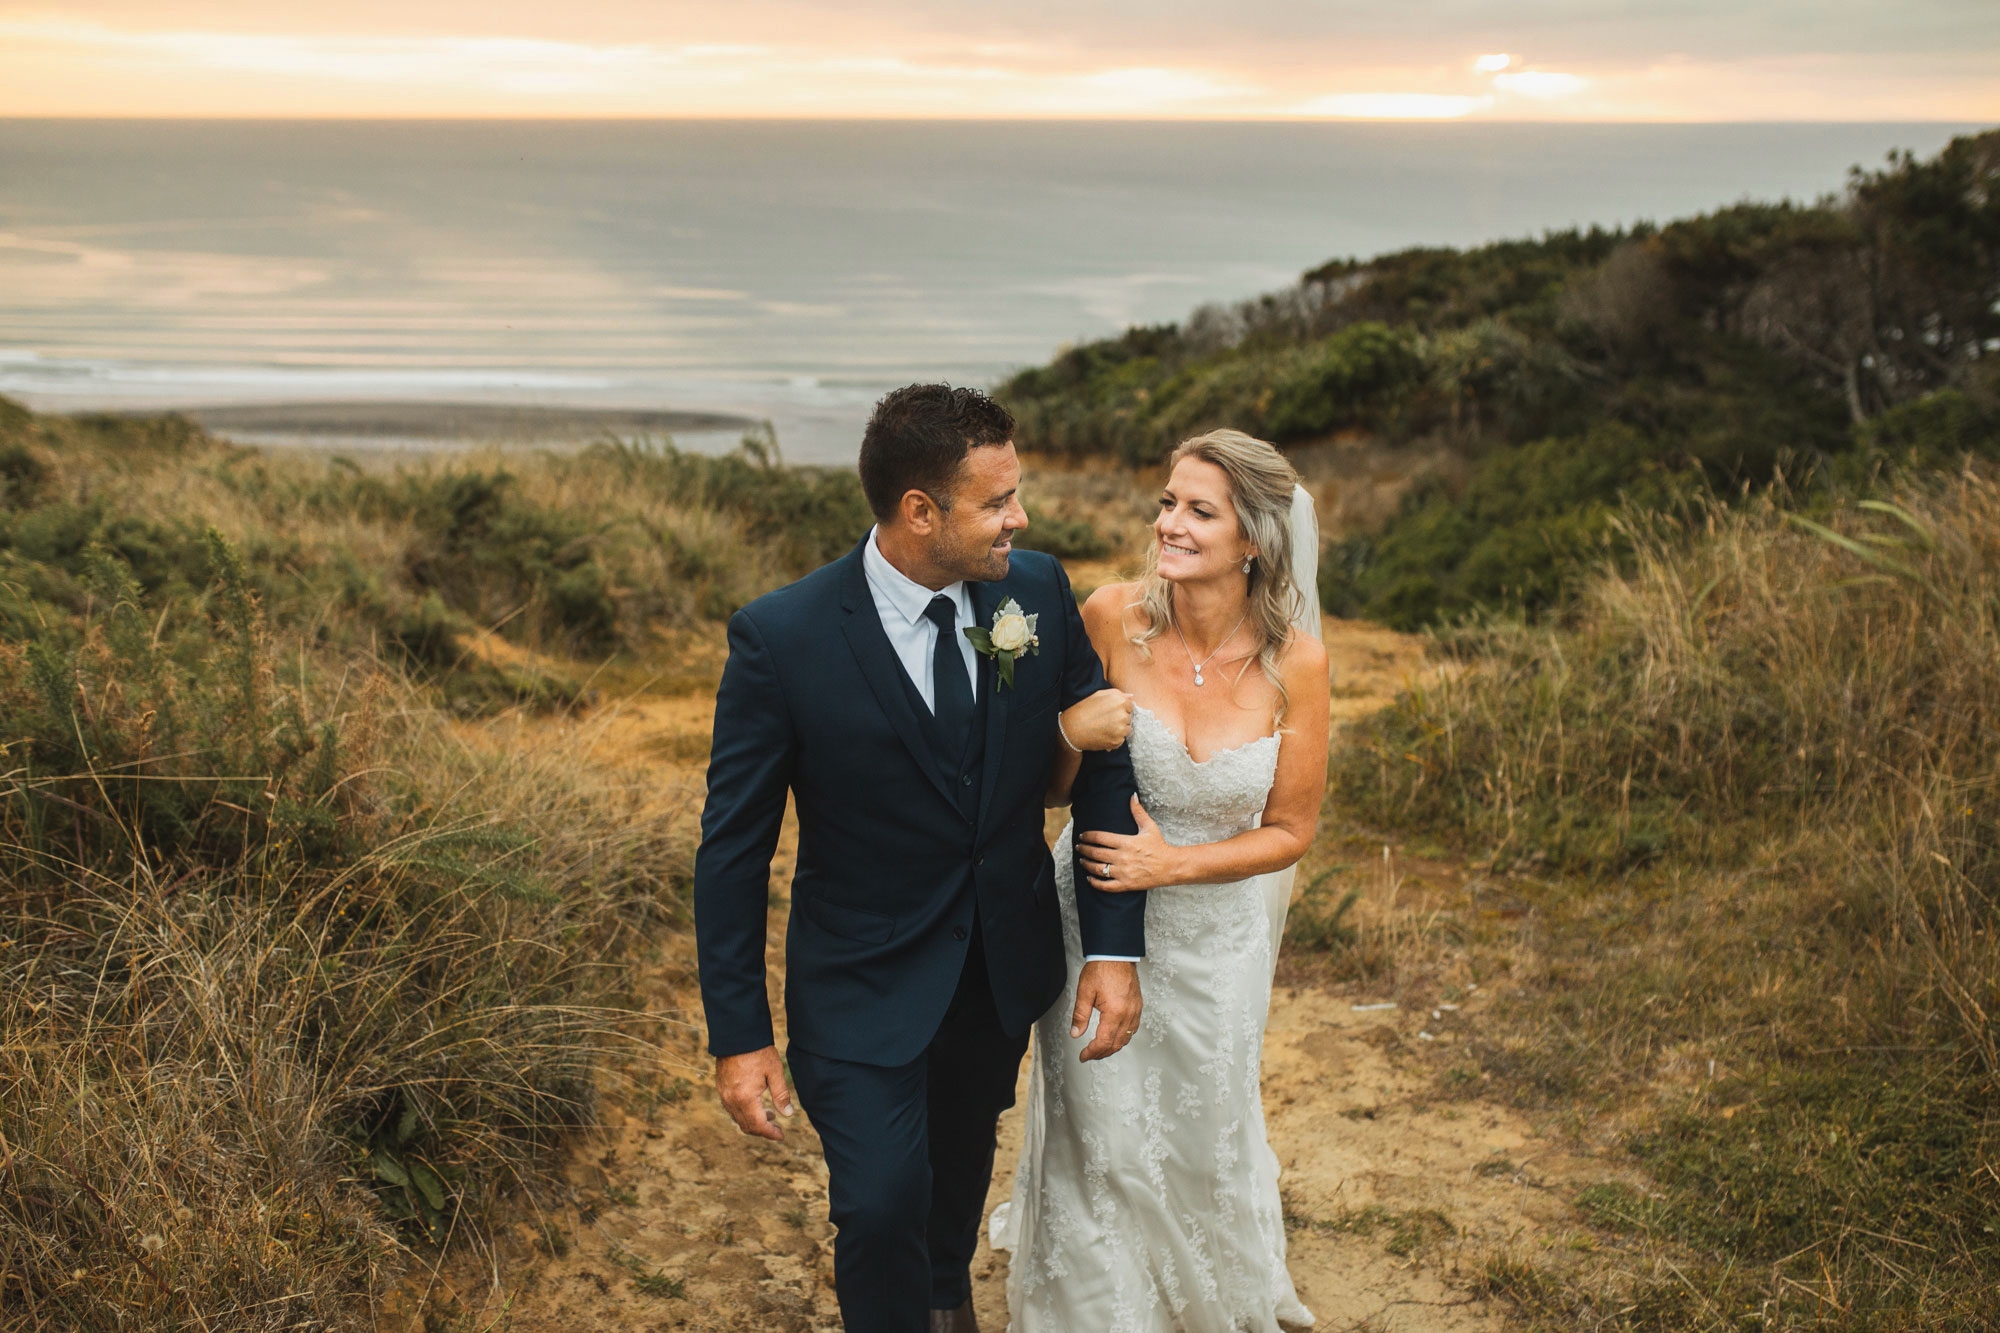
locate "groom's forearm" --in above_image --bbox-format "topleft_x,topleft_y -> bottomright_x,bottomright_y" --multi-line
695,829 -> 783,1054
695,868 -> 777,1057
1046,554 -> 1144,956
1074,881 -> 1146,958
1071,744 -> 1145,958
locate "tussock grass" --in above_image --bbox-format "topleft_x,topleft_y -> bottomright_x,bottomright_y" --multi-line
0,537 -> 695,1328
1333,470 -> 2000,1324
0,401 -> 735,1328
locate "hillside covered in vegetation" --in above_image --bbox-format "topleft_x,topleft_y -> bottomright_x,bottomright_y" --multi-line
1000,129 -> 2000,627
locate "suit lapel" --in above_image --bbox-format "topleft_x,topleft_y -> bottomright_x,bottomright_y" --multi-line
970,578 -> 1014,832
837,544 -> 959,810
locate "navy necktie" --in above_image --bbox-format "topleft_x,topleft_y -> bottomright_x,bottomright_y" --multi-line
924,593 -> 975,759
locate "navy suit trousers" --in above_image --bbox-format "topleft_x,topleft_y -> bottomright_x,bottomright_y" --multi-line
787,917 -> 1029,1331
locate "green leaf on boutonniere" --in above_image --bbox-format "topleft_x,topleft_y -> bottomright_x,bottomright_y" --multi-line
964,626 -> 995,653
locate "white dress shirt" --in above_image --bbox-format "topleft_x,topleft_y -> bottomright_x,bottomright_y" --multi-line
862,527 -> 1136,965
862,526 -> 979,712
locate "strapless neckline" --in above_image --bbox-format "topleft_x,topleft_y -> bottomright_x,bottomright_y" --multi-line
1131,704 -> 1281,768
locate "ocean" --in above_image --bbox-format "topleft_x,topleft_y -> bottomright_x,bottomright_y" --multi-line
0,119 -> 1979,463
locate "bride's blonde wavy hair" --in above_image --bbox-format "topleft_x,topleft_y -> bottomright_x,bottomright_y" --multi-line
1130,429 -> 1307,723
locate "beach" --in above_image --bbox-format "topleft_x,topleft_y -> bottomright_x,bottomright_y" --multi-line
134,399 -> 765,458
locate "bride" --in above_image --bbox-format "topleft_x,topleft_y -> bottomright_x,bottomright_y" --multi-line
993,428 -> 1329,1332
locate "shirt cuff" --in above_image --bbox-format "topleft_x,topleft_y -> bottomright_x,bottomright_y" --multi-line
1082,954 -> 1141,963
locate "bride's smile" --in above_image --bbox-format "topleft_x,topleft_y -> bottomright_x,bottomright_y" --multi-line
1154,457 -> 1257,584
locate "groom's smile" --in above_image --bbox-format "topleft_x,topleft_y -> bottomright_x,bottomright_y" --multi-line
933,440 -> 1028,583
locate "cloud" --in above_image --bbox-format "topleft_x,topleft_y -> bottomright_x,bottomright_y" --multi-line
0,8 -> 1993,118
0,19 -> 1254,112
757,300 -> 846,318
1291,92 -> 1493,120
0,21 -> 735,94
655,286 -> 750,302
1492,69 -> 1588,99
1073,66 -> 1247,105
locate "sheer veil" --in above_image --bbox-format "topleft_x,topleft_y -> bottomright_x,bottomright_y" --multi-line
1265,482 -> 1321,971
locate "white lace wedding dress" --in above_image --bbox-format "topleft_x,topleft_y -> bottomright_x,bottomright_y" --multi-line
990,705 -> 1313,1332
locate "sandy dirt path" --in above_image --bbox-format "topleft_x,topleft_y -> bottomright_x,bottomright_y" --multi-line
405,618 -> 1594,1333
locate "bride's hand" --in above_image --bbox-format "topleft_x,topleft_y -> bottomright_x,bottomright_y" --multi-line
1059,688 -> 1134,751
1078,796 -> 1177,892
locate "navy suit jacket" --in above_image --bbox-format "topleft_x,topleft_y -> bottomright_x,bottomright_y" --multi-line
694,541 -> 1145,1068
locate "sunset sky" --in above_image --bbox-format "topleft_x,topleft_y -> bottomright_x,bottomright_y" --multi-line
1,1 -> 1995,120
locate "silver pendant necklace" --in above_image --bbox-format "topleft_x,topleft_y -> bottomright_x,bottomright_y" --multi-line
1171,608 -> 1248,687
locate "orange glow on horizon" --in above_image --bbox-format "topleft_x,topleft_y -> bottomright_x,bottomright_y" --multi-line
0,15 -> 1994,121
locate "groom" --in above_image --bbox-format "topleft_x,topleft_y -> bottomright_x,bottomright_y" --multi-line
694,384 -> 1146,1332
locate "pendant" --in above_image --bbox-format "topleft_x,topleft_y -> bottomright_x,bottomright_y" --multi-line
1194,671 -> 1204,686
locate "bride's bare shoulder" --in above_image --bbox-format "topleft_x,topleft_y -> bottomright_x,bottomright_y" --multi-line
1280,626 -> 1329,685
1080,580 -> 1146,636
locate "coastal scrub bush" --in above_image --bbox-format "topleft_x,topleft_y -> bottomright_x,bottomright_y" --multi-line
1323,422 -> 1707,627
1003,130 -> 2000,627
1003,322 -> 1422,465
0,401 -> 878,710
1260,321 -> 1423,441
1013,505 -> 1111,560
1842,384 -> 2000,478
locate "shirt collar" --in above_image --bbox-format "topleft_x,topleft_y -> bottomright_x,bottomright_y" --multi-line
864,526 -> 968,628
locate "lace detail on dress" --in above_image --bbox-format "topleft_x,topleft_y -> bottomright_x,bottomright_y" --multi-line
992,708 -> 1313,1332
1126,705 -> 1281,847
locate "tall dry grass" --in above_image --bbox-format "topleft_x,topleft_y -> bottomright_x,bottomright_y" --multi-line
1,443 -> 699,1325
1333,468 -> 2000,1323
1,620 -> 693,1326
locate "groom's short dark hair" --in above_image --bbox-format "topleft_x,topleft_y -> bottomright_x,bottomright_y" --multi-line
859,384 -> 1015,523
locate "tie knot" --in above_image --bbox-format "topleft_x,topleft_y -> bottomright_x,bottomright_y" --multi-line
924,594 -> 958,632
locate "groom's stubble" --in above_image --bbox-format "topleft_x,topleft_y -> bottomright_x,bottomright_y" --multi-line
887,440 -> 1029,588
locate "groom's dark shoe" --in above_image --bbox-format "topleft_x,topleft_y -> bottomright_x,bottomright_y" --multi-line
930,1299 -> 979,1333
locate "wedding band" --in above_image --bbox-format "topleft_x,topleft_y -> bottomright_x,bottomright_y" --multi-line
1122,1028 -> 1139,1035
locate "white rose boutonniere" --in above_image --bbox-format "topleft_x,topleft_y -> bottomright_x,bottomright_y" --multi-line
964,597 -> 1040,689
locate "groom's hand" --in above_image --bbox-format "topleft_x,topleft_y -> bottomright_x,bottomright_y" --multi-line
1070,960 -> 1143,1062
716,1046 -> 795,1142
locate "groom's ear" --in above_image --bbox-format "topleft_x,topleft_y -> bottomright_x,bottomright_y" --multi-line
899,488 -> 945,536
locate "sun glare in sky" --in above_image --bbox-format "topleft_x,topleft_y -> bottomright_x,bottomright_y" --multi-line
1,3 -> 1994,119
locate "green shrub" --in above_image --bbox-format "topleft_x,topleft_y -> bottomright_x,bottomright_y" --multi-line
1327,423 -> 1706,628
1262,322 -> 1423,440
1014,506 -> 1112,560
1847,386 -> 2000,477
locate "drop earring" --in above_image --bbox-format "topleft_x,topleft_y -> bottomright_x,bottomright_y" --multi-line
1241,556 -> 1252,574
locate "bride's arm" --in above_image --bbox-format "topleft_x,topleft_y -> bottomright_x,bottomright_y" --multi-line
1078,632 -> 1329,889
1044,586 -> 1134,807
